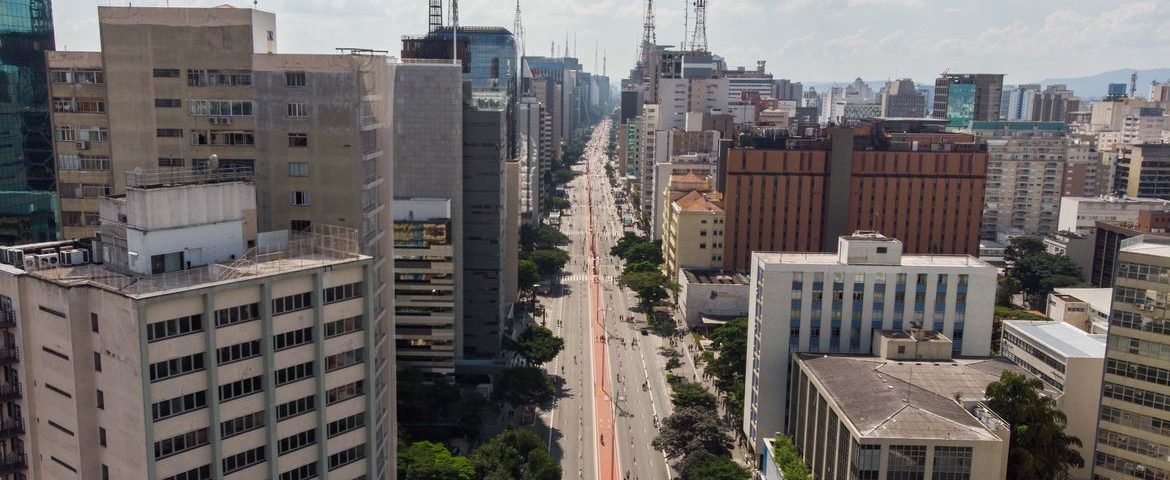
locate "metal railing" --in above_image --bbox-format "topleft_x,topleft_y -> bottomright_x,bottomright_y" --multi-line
0,347 -> 17,364
0,310 -> 13,329
124,165 -> 253,189
0,453 -> 26,473
0,417 -> 24,436
0,383 -> 20,401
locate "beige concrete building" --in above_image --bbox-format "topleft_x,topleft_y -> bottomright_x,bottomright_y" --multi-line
393,199 -> 457,375
1093,236 -> 1170,479
1046,287 -> 1113,334
0,174 -> 387,480
662,189 -> 724,281
789,331 -> 1013,480
1001,321 -> 1105,480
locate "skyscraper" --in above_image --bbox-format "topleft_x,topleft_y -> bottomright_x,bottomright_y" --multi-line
0,0 -> 57,244
931,73 -> 1005,129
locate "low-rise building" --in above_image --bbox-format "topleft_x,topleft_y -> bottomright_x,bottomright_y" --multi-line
1047,287 -> 1113,334
1001,321 -> 1105,480
1057,195 -> 1169,235
662,188 -> 724,280
1044,230 -> 1094,281
677,269 -> 748,328
1091,211 -> 1170,287
788,330 -> 1014,480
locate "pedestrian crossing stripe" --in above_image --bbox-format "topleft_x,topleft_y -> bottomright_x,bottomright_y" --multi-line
563,274 -> 616,283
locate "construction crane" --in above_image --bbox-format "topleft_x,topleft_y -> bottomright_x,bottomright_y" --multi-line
690,0 -> 708,53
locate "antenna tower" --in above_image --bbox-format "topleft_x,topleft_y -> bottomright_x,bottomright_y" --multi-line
450,0 -> 459,65
428,0 -> 443,33
682,0 -> 688,51
1131,71 -> 1138,98
513,0 -> 525,57
690,0 -> 708,53
639,0 -> 656,65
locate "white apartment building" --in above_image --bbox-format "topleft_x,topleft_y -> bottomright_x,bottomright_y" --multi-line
516,97 -> 545,225
1057,195 -> 1170,235
657,77 -> 729,130
0,174 -> 385,480
743,232 -> 997,454
1121,109 -> 1168,146
971,121 -> 1068,239
1001,321 -> 1105,480
636,105 -> 660,214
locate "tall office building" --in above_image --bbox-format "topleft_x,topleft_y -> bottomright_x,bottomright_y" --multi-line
722,119 -> 988,270
1114,144 -> 1170,200
516,96 -> 546,225
1093,236 -> 1170,479
931,73 -> 1005,128
743,233 -> 997,455
879,78 -> 927,118
0,0 -> 57,244
0,173 -> 384,480
970,121 -> 1068,239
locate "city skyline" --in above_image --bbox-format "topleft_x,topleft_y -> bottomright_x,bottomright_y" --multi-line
54,0 -> 1170,82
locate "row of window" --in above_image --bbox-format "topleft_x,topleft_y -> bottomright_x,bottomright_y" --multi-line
223,445 -> 265,474
58,154 -> 111,171
154,427 -> 209,460
149,352 -> 206,383
53,97 -> 105,114
147,314 -> 203,342
55,126 -> 108,142
221,375 -> 264,403
280,462 -> 317,480
324,282 -> 364,304
277,395 -> 316,421
275,362 -> 314,386
1108,358 -> 1170,388
153,391 -> 207,421
278,428 -> 316,455
155,378 -> 362,424
161,465 -> 210,480
1003,331 -> 1066,374
221,410 -> 265,439
326,348 -> 364,372
1100,405 -> 1170,437
1104,382 -> 1170,412
218,340 -> 262,365
328,444 -> 366,470
50,69 -> 104,84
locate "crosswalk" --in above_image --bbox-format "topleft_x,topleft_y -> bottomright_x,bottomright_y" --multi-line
562,274 -> 617,283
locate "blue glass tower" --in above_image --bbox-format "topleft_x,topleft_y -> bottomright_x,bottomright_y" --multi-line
430,26 -> 517,95
0,0 -> 56,244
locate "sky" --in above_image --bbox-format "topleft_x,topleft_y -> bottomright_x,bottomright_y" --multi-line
54,0 -> 1170,84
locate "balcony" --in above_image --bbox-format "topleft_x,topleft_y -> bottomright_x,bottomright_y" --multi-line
0,311 -> 13,329
0,417 -> 23,437
0,383 -> 20,402
0,453 -> 26,475
0,347 -> 16,365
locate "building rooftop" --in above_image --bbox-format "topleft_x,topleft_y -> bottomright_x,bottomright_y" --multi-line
683,269 -> 749,285
797,354 -> 1028,441
1003,321 -> 1106,359
755,251 -> 990,268
1052,287 -> 1114,316
1063,195 -> 1169,205
673,190 -> 723,214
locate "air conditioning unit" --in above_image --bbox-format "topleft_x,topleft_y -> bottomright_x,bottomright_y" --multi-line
36,253 -> 60,268
59,249 -> 89,266
76,141 -> 90,150
22,256 -> 37,270
217,117 -> 232,126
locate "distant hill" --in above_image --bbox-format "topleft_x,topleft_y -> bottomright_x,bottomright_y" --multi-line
1036,68 -> 1170,100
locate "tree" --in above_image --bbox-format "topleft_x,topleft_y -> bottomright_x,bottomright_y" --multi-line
506,325 -> 565,366
519,260 -> 540,289
671,382 -> 718,410
471,428 -> 562,480
772,435 -> 812,480
624,260 -> 660,274
985,371 -> 1084,480
680,450 -> 750,480
520,225 -> 568,252
526,248 -> 570,276
665,357 -> 682,370
707,318 -> 748,424
653,406 -> 733,459
1004,236 -> 1046,266
619,270 -> 670,310
397,369 -> 488,441
399,441 -> 475,480
1010,253 -> 1083,309
492,367 -> 555,407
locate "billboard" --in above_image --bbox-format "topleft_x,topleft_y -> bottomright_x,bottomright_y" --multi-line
946,83 -> 976,129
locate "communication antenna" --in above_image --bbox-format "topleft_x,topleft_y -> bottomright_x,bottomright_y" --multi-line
451,0 -> 459,65
682,0 -> 688,51
690,0 -> 708,53
428,0 -> 443,33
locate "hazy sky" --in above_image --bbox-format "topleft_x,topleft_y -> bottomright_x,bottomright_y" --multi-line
54,0 -> 1170,83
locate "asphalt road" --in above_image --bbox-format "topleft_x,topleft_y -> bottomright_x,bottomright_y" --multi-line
536,119 -> 706,480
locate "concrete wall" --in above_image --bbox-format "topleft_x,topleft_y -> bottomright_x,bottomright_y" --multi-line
461,105 -> 507,360
677,273 -> 748,326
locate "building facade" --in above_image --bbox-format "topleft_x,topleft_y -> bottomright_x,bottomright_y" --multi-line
1057,195 -> 1169,235
931,74 -> 1005,128
743,233 -> 998,453
970,121 -> 1068,239
662,189 -> 724,281
879,78 -> 927,118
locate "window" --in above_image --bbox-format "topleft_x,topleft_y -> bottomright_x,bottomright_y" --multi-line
221,411 -> 265,439
148,314 -> 203,342
217,340 -> 262,365
188,69 -> 252,87
326,380 -> 364,405
222,446 -> 265,475
280,462 -> 318,480
327,412 -> 365,438
274,327 -> 313,351
286,71 -> 307,87
290,191 -> 311,206
162,466 -> 211,480
158,157 -> 185,168
326,348 -> 364,372
50,70 -> 70,83
287,103 -> 307,117
328,444 -> 365,470
153,68 -> 181,78
288,133 -> 309,147
154,428 -> 209,459
219,375 -> 264,403
272,292 -> 312,314
276,395 -> 316,420
887,445 -> 926,480
155,98 -> 182,108
102,465 -> 110,480
324,282 -> 363,304
94,352 -> 103,372
188,99 -> 254,117
325,316 -> 363,338
152,391 -> 207,421
157,128 -> 183,138
149,353 -> 206,382
214,303 -> 260,327
56,126 -> 77,142
275,361 -> 314,386
932,446 -> 973,480
99,427 -> 107,447
91,313 -> 99,332
291,220 -> 312,232
278,428 -> 317,454
876,247 -> 888,254
289,162 -> 309,177
96,389 -> 105,409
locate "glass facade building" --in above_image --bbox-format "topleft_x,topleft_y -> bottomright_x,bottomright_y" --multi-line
0,0 -> 57,244
430,26 -> 517,95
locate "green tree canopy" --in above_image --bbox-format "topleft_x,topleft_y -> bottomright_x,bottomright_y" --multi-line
505,325 -> 565,366
518,260 -> 540,289
680,449 -> 750,480
985,371 -> 1084,480
1004,236 -> 1046,265
492,367 -> 555,407
652,406 -> 733,459
399,441 -> 475,480
772,435 -> 812,480
520,225 -> 569,252
471,428 -> 562,480
707,317 -> 748,424
671,382 -> 718,410
525,248 -> 570,276
619,270 -> 670,310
